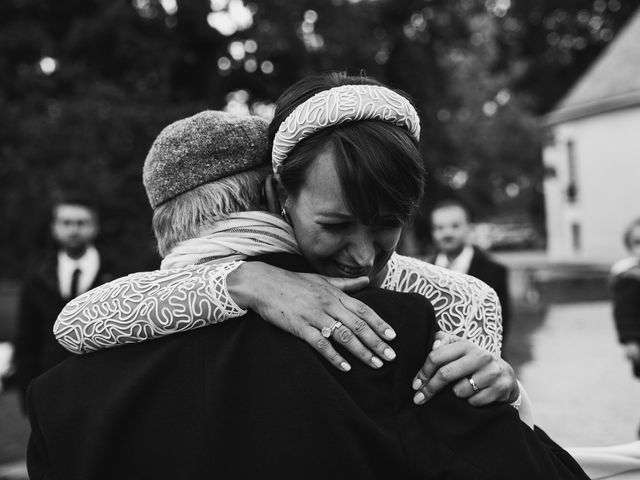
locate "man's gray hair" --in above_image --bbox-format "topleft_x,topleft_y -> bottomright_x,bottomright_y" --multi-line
152,167 -> 269,258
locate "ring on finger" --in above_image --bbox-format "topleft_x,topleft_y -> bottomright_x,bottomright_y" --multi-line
321,321 -> 343,339
467,376 -> 480,393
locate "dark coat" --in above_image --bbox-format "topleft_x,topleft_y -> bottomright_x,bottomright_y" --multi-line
612,265 -> 640,377
13,248 -> 116,405
27,254 -> 587,480
467,246 -> 511,341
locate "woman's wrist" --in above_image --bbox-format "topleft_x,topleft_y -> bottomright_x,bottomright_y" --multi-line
225,262 -> 266,310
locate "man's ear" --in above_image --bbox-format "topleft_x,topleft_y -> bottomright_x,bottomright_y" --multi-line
263,174 -> 282,215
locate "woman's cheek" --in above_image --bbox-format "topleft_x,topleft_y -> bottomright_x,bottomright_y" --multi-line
312,230 -> 344,256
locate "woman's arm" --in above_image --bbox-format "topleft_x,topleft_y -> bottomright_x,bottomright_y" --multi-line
54,260 -> 397,371
468,284 -> 504,354
54,262 -> 246,354
387,255 -> 531,422
385,254 -> 503,354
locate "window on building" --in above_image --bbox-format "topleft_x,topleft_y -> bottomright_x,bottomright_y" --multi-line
566,140 -> 578,203
571,222 -> 581,252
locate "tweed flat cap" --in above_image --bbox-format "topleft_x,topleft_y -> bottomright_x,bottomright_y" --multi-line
143,110 -> 270,208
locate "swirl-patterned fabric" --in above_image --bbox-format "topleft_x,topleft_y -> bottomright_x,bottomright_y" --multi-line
55,253 -> 502,355
54,262 -> 246,354
272,85 -> 421,177
382,254 -> 502,354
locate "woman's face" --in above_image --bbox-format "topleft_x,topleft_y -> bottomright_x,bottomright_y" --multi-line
284,146 -> 403,285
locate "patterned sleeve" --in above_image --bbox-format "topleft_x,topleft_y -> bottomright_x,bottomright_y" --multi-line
383,254 -> 503,355
467,280 -> 503,355
54,261 -> 247,354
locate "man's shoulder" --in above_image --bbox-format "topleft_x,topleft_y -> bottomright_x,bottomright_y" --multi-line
20,250 -> 57,287
471,247 -> 506,272
30,323 -> 221,412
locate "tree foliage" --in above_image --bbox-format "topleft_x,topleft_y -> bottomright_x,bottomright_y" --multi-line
0,0 -> 636,275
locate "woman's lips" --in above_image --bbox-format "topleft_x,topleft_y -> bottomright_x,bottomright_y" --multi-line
334,261 -> 369,277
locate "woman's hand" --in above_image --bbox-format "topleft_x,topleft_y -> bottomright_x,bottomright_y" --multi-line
411,332 -> 519,406
227,262 -> 397,372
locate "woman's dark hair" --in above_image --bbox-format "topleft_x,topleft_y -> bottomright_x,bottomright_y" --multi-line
270,72 -> 425,225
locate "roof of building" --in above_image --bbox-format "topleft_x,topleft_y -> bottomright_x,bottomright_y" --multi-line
544,7 -> 640,126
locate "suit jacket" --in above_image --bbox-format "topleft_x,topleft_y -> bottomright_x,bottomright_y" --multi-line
467,246 -> 510,340
27,253 -> 587,480
612,266 -> 640,377
13,248 -> 116,405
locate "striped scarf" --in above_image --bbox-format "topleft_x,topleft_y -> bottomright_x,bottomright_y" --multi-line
161,211 -> 300,270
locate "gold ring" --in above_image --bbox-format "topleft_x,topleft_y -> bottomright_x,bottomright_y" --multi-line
467,376 -> 480,393
321,321 -> 343,338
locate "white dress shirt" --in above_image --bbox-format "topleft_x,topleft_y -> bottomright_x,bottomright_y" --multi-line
434,244 -> 475,274
57,246 -> 100,298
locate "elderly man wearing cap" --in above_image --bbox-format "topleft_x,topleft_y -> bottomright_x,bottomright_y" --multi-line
27,108 -> 587,480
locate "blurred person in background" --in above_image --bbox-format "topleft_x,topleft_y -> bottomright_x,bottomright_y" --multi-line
429,199 -> 511,348
12,192 -> 115,410
611,217 -> 640,436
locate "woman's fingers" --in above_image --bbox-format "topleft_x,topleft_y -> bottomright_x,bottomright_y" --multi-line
331,322 -> 386,369
450,362 -> 512,405
411,340 -> 496,404
253,269 -> 396,371
300,318 -> 386,371
411,339 -> 518,406
308,273 -> 397,341
322,275 -> 370,292
339,293 -> 397,341
301,273 -> 397,365
300,325 -> 352,372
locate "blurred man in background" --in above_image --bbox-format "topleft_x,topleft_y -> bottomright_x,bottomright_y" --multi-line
610,218 -> 640,437
430,199 -> 511,348
12,193 -> 115,410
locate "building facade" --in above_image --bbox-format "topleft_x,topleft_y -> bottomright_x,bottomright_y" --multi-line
542,7 -> 640,263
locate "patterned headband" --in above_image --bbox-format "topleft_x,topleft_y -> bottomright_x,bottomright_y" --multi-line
271,84 -> 421,178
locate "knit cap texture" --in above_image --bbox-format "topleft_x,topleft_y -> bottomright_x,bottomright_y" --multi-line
143,110 -> 269,208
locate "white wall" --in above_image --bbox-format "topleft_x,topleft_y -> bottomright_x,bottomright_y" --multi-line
543,107 -> 640,263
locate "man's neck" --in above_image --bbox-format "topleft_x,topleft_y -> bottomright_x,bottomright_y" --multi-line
444,245 -> 466,263
63,246 -> 90,260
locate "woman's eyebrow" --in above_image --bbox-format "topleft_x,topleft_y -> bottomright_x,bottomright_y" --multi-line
314,211 -> 353,220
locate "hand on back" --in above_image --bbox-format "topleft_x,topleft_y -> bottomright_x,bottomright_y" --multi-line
411,331 -> 519,407
227,262 -> 397,372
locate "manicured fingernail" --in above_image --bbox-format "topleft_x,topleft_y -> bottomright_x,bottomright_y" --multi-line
384,328 -> 396,340
433,339 -> 442,350
341,362 -> 351,371
383,348 -> 396,360
413,392 -> 425,404
412,378 -> 422,390
371,357 -> 383,368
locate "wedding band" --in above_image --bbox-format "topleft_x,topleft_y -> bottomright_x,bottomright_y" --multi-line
467,376 -> 480,393
321,321 -> 343,339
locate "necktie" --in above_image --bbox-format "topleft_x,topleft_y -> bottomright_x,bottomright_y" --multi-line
70,268 -> 81,298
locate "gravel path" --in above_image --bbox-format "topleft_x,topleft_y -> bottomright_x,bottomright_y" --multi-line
520,301 -> 640,447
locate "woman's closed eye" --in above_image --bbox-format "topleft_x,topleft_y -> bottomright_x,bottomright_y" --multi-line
319,222 -> 351,232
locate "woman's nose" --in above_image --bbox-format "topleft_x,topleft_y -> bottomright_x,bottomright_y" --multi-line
347,228 -> 376,266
